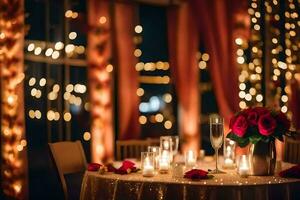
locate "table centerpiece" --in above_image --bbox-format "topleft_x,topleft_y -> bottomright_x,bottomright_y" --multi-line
227,107 -> 291,175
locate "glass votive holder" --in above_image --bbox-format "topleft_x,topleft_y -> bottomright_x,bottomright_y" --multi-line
148,146 -> 160,170
159,150 -> 171,173
199,149 -> 205,161
141,152 -> 155,177
172,162 -> 184,178
237,155 -> 250,178
160,136 -> 173,162
171,136 -> 179,156
223,138 -> 236,169
185,150 -> 197,168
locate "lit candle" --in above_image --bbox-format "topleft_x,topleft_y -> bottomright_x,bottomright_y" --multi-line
159,150 -> 170,173
148,146 -> 160,170
185,150 -> 196,167
224,158 -> 234,167
238,155 -> 249,178
142,157 -> 155,177
199,149 -> 205,160
223,146 -> 235,168
160,136 -> 173,163
163,140 -> 170,149
223,139 -> 236,169
226,146 -> 231,157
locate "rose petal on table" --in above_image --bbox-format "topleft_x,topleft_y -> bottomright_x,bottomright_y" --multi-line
106,163 -> 116,172
184,169 -> 209,180
114,160 -> 137,174
122,160 -> 136,168
88,163 -> 102,171
279,164 -> 300,178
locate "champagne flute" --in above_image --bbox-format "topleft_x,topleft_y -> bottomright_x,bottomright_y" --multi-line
210,114 -> 225,174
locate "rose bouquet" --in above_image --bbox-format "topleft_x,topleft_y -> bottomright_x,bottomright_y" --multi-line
227,107 -> 291,147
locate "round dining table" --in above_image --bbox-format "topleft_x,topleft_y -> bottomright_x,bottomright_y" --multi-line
80,158 -> 300,200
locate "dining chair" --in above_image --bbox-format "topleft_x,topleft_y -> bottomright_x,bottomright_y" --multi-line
116,138 -> 160,160
49,140 -> 87,200
284,137 -> 300,164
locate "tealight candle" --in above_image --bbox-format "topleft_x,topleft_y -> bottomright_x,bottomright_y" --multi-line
148,146 -> 160,170
159,150 -> 170,173
223,139 -> 236,169
199,149 -> 205,160
160,136 -> 173,163
238,155 -> 249,178
143,158 -> 155,177
185,150 -> 197,168
224,158 -> 234,166
159,159 -> 169,172
141,152 -> 155,177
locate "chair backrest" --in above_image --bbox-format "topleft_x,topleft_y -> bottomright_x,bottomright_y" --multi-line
284,137 -> 300,164
49,140 -> 87,200
116,138 -> 160,160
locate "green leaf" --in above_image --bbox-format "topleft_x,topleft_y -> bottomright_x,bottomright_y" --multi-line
249,134 -> 263,144
226,132 -> 236,140
237,137 -> 250,147
226,132 -> 249,147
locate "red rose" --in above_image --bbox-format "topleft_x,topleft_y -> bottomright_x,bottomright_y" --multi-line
87,163 -> 102,171
229,115 -> 236,129
115,160 -> 137,174
184,169 -> 208,180
276,112 -> 291,130
247,110 -> 259,126
231,115 -> 248,137
258,114 -> 277,136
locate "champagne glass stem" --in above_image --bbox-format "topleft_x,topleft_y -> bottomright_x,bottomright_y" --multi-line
215,148 -> 219,172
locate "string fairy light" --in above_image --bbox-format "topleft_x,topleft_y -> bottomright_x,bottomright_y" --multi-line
264,0 -> 283,110
237,0 -> 264,109
0,0 -> 27,198
282,0 -> 298,116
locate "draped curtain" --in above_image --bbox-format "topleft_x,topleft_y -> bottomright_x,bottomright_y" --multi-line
114,3 -> 140,140
191,0 -> 240,128
88,0 -> 114,163
88,1 -> 141,162
167,3 -> 200,153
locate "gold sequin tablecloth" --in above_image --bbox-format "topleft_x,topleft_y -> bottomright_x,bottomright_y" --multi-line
80,162 -> 300,200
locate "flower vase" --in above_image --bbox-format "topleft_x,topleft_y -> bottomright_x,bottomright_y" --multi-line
249,140 -> 276,176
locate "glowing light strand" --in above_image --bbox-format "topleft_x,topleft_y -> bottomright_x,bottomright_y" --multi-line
0,0 -> 27,199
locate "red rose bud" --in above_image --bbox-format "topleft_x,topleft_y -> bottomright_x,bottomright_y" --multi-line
258,114 -> 277,136
247,110 -> 259,126
276,112 -> 291,130
184,169 -> 208,180
88,163 -> 102,171
232,115 -> 248,137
